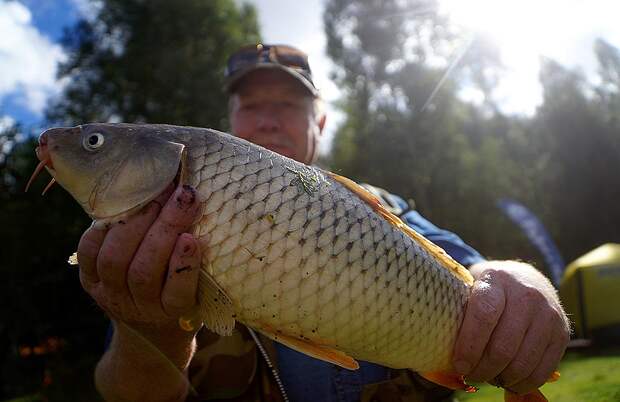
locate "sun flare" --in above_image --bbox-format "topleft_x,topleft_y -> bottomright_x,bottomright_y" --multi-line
439,0 -> 591,114
441,0 -> 571,60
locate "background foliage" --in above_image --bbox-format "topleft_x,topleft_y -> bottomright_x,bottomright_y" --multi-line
1,0 -> 619,400
1,0 -> 259,399
324,0 -> 620,265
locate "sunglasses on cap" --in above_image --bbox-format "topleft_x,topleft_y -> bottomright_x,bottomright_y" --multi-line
224,44 -> 317,94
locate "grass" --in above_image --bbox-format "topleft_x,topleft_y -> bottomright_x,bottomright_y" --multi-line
457,348 -> 620,401
3,348 -> 619,402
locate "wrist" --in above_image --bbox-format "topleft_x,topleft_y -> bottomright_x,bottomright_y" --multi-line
112,319 -> 199,369
96,321 -> 197,402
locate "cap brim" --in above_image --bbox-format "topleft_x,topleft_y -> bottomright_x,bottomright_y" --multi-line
224,63 -> 319,97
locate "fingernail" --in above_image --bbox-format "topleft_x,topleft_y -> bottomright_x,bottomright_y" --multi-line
176,185 -> 196,209
454,360 -> 471,375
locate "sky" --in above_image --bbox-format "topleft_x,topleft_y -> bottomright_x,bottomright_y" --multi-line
2,0 -> 620,153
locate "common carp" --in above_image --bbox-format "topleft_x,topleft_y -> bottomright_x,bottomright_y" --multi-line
28,123 -> 558,401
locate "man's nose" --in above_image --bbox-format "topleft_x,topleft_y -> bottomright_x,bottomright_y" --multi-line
256,106 -> 281,131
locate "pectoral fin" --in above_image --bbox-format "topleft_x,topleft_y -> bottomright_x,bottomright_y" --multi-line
258,326 -> 359,370
196,268 -> 236,336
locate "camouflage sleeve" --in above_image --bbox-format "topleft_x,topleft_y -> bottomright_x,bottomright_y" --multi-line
361,370 -> 456,402
187,326 -> 257,400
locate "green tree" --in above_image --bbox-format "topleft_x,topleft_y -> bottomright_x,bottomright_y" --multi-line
594,39 -> 620,125
47,0 -> 260,129
532,57 -> 620,262
323,0 -> 528,261
1,122 -> 98,399
2,1 -> 261,399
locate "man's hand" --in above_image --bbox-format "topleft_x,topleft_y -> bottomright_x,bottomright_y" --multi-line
77,184 -> 204,401
77,183 -> 202,346
452,261 -> 570,395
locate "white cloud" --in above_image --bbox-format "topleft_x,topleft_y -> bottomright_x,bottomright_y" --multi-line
443,0 -> 620,115
0,115 -> 16,131
239,1 -> 620,129
68,0 -> 102,21
0,1 -> 66,116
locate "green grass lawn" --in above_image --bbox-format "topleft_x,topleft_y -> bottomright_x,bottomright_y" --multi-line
4,348 -> 619,402
457,348 -> 620,401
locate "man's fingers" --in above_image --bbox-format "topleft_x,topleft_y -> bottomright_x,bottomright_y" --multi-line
97,201 -> 163,294
128,185 -> 200,314
465,301 -> 531,383
91,183 -> 175,295
162,233 -> 202,317
508,344 -> 559,394
452,278 -> 505,376
77,224 -> 108,289
501,310 -> 569,393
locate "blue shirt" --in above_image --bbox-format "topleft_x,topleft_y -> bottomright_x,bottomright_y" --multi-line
275,192 -> 485,402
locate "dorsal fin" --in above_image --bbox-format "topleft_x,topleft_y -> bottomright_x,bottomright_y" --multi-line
327,172 -> 474,286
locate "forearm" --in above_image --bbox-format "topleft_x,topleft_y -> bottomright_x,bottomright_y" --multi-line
95,321 -> 197,402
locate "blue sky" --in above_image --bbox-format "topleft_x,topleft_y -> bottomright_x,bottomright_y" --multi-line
2,0 -> 620,151
0,0 -> 89,128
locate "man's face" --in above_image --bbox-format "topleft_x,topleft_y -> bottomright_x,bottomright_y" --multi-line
229,69 -> 324,164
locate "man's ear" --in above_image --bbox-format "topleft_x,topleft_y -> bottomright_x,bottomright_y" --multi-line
317,113 -> 326,135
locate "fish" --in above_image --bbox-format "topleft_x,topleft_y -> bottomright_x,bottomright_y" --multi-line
28,123 -> 558,401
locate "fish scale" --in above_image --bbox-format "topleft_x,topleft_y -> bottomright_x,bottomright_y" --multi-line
39,124 -> 566,401
30,124 -> 560,401
174,130 -> 469,372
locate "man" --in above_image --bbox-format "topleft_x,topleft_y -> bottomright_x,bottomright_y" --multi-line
79,44 -> 570,401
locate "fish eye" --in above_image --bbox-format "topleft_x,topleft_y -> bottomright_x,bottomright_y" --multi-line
83,132 -> 105,151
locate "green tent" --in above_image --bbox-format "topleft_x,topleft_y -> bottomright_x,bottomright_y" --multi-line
560,243 -> 620,342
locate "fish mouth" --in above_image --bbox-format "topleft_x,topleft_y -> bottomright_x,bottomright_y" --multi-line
26,130 -> 57,194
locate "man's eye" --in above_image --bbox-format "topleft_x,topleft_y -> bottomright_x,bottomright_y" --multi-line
279,101 -> 299,108
241,103 -> 258,111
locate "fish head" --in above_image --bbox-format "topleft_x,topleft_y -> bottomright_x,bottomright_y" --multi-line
33,123 -> 185,220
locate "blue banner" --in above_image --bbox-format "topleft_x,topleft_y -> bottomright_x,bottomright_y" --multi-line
496,198 -> 565,287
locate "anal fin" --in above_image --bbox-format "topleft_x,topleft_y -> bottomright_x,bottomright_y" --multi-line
258,326 -> 359,370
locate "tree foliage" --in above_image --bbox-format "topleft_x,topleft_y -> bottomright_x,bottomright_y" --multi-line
4,0 -> 620,398
324,0 -> 620,268
1,1 -> 260,399
532,57 -> 620,260
47,0 -> 260,129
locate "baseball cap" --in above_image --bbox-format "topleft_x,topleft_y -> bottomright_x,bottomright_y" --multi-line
224,43 -> 319,96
